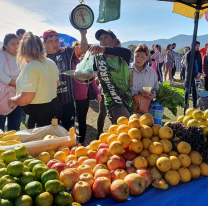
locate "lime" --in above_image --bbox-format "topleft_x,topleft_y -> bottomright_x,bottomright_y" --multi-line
45,180 -> 62,194
60,182 -> 66,192
1,150 -> 16,164
0,162 -> 6,169
20,185 -> 26,196
0,199 -> 13,206
28,160 -> 43,172
15,195 -> 33,206
7,161 -> 24,177
0,149 -> 7,156
0,190 -> 2,198
14,145 -> 27,158
55,192 -> 73,206
41,169 -> 59,184
35,192 -> 53,206
0,168 -> 7,178
22,165 -> 30,173
23,159 -> 33,166
0,175 -> 16,189
19,172 -> 36,186
17,155 -> 33,163
32,164 -> 48,180
25,181 -> 43,197
2,183 -> 21,199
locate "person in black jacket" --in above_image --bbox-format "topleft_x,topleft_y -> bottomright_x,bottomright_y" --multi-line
185,41 -> 202,108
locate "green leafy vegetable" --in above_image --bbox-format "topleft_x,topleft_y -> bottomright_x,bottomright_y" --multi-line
156,83 -> 185,116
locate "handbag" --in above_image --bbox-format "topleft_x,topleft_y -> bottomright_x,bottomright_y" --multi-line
0,51 -> 17,116
130,68 -> 151,114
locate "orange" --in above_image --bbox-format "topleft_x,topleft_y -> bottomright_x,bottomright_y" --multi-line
108,125 -> 118,135
140,125 -> 153,138
165,170 -> 180,186
169,156 -> 181,170
199,162 -> 208,176
178,154 -> 191,167
117,133 -> 131,148
156,157 -> 171,172
177,167 -> 191,182
58,146 -> 70,156
146,154 -> 159,167
117,116 -> 129,126
54,151 -> 67,163
107,134 -> 118,145
90,140 -> 101,151
149,142 -> 163,155
129,139 -> 143,153
129,114 -> 140,121
65,155 -> 77,163
109,141 -> 124,155
117,124 -> 130,135
38,152 -> 51,164
159,139 -> 172,153
168,151 -> 179,157
177,142 -> 191,154
159,153 -> 169,158
78,156 -> 89,165
134,156 -> 148,169
139,114 -> 154,126
47,150 -> 55,159
151,136 -> 160,142
128,128 -> 141,140
128,118 -> 140,129
75,146 -> 88,158
142,138 -> 152,149
152,125 -> 161,136
139,149 -> 150,159
99,133 -> 110,144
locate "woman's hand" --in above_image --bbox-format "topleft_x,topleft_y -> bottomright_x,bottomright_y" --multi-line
96,94 -> 102,102
8,99 -> 16,109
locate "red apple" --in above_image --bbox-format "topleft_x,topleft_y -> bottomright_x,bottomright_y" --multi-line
124,173 -> 145,196
60,168 -> 80,189
58,146 -> 70,156
110,180 -> 129,201
70,147 -> 78,155
149,167 -> 162,182
92,177 -> 111,198
136,169 -> 152,187
71,181 -> 92,204
80,173 -> 95,187
66,160 -> 80,169
94,169 -> 111,181
107,155 -> 126,171
122,149 -> 137,161
126,166 -> 136,174
82,159 -> 97,169
87,150 -> 97,159
93,164 -> 108,174
98,143 -> 109,150
111,169 -> 128,181
47,159 -> 61,169
96,148 -> 111,164
51,162 -> 67,174
77,165 -> 93,176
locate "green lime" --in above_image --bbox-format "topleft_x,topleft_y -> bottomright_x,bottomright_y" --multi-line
60,182 -> 66,192
22,165 -> 30,173
14,145 -> 27,158
0,149 -> 7,156
0,199 -> 13,206
45,180 -> 62,194
1,150 -> 16,164
32,164 -> 48,180
55,192 -> 73,206
41,169 -> 59,184
20,185 -> 26,196
0,162 -> 6,169
7,161 -> 24,177
35,192 -> 53,206
25,181 -> 43,197
17,155 -> 33,163
18,172 -> 35,186
2,183 -> 21,200
23,159 -> 33,166
28,160 -> 43,172
0,175 -> 16,189
0,168 -> 7,178
15,195 -> 33,206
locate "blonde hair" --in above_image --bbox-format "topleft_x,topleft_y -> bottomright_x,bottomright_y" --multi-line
17,32 -> 45,68
135,44 -> 149,56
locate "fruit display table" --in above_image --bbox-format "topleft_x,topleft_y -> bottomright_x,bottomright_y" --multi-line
85,176 -> 208,206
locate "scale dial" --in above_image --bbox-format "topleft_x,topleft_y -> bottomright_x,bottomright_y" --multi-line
70,4 -> 94,30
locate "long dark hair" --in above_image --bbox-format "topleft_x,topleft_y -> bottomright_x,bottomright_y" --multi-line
1,33 -> 18,51
165,44 -> 172,54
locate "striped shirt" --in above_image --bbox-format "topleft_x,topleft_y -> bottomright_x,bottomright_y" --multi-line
129,62 -> 158,97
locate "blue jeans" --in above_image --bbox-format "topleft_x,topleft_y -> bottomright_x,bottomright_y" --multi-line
0,106 -> 23,131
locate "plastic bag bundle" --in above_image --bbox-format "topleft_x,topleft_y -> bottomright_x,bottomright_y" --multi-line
97,0 -> 121,23
75,51 -> 94,74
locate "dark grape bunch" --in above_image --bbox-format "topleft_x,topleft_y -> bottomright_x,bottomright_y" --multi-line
166,122 -> 208,164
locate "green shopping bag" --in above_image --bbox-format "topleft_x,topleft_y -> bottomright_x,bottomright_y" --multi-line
97,0 -> 121,23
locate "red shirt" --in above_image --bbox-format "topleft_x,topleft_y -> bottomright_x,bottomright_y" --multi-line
199,47 -> 206,59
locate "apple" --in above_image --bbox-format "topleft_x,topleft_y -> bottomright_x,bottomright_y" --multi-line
86,145 -> 90,151
77,165 -> 93,176
96,148 -> 111,164
47,159 -> 61,169
87,150 -> 97,159
124,173 -> 145,196
122,149 -> 137,161
58,146 -> 70,156
126,166 -> 136,174
111,169 -> 128,181
136,169 -> 152,187
51,162 -> 67,174
70,147 -> 78,155
94,169 -> 111,181
60,168 -> 80,189
107,155 -> 126,171
92,177 -> 111,198
66,160 -> 80,169
110,180 -> 129,201
98,143 -> 109,150
82,159 -> 97,170
93,164 -> 108,174
71,181 -> 92,204
149,167 -> 162,182
80,173 -> 95,187
152,179 -> 169,190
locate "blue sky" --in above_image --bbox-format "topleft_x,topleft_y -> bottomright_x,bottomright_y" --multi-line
0,0 -> 208,43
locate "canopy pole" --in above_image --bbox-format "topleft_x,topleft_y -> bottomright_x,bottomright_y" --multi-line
184,6 -> 200,112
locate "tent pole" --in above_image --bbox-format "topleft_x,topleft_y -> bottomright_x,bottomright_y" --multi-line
184,6 -> 200,112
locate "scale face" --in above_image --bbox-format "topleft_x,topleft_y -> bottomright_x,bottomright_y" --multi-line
70,4 -> 94,30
